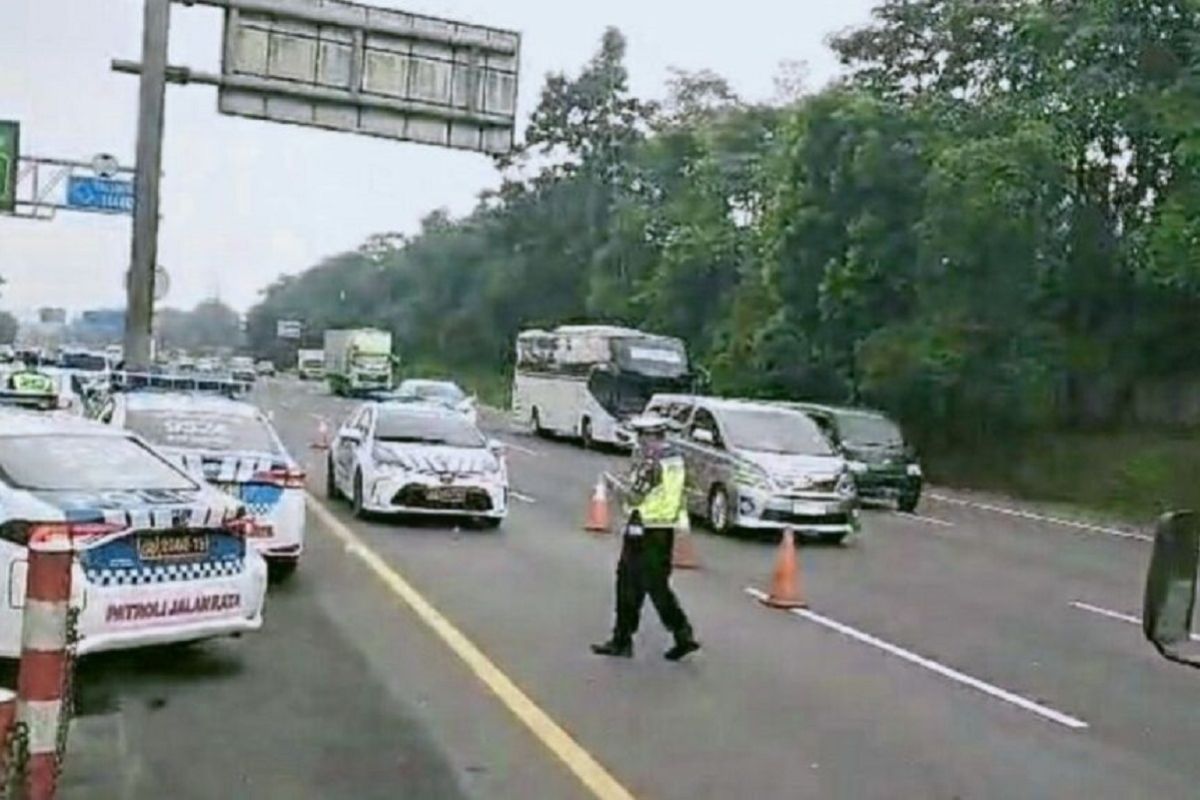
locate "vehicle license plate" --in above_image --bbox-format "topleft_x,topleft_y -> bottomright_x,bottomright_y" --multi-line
138,533 -> 210,562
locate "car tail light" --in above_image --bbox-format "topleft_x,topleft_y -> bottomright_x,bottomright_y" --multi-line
253,468 -> 306,489
0,522 -> 123,547
223,516 -> 255,539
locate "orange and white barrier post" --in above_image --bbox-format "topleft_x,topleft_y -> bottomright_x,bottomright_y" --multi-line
15,529 -> 75,799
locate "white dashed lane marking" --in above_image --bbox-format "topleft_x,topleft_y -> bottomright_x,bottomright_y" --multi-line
745,587 -> 1088,730
1070,601 -> 1200,642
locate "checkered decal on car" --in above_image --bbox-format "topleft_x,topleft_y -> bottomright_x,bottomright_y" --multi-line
237,483 -> 284,518
85,558 -> 244,587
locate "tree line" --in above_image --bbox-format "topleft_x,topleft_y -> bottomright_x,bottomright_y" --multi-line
247,0 -> 1200,446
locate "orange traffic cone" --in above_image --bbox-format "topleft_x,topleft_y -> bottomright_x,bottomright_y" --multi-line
584,477 -> 611,534
672,512 -> 701,570
759,527 -> 806,608
310,419 -> 331,450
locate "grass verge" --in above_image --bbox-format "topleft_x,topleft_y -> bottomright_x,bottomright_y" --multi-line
926,429 -> 1200,523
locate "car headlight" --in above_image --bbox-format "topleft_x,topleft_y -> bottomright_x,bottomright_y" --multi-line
734,464 -> 772,491
836,472 -> 857,498
907,463 -> 923,477
848,460 -> 868,475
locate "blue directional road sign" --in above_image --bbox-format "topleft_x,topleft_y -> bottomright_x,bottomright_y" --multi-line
66,175 -> 134,215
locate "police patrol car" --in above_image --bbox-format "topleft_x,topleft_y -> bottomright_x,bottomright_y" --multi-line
0,410 -> 267,657
327,400 -> 508,526
0,367 -> 94,416
96,377 -> 306,579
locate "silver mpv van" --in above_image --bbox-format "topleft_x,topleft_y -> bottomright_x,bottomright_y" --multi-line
645,395 -> 859,543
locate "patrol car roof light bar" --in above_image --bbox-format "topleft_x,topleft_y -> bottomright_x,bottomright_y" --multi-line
111,371 -> 251,397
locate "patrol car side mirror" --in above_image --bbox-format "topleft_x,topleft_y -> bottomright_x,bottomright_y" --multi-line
340,428 -> 363,444
692,428 -> 714,445
1143,510 -> 1200,668
487,440 -> 506,457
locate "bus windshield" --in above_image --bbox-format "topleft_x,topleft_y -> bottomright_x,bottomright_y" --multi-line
611,338 -> 688,378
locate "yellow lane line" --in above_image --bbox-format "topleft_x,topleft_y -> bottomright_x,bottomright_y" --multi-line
304,493 -> 637,800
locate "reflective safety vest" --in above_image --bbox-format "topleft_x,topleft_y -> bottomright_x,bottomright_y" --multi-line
633,454 -> 686,528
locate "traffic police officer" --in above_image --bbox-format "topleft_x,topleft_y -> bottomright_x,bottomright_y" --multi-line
592,414 -> 700,661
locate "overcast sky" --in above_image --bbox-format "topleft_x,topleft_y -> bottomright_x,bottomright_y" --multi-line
0,0 -> 877,317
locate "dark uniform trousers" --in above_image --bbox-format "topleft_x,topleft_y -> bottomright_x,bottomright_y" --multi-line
613,525 -> 692,643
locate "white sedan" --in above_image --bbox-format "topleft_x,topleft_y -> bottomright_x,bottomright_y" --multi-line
327,401 -> 507,527
101,390 -> 306,579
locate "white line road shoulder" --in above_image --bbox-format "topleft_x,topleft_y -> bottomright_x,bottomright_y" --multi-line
498,440 -> 541,457
1070,600 -> 1200,642
895,512 -> 955,528
927,493 -> 1150,542
510,490 -> 537,504
745,587 -> 1088,730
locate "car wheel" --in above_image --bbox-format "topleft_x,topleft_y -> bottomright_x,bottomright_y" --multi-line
352,471 -> 367,519
326,456 -> 340,500
898,491 -> 920,514
477,517 -> 502,530
708,485 -> 733,535
819,533 -> 847,546
268,559 -> 299,582
580,418 -> 594,449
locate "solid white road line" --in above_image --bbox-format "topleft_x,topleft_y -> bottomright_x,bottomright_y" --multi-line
510,490 -> 538,504
895,512 -> 955,528
745,587 -> 1089,730
307,495 -> 637,800
1070,600 -> 1200,642
926,493 -> 1151,543
499,439 -> 541,457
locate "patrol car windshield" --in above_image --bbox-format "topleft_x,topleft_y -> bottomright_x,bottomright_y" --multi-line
836,413 -> 904,448
126,410 -> 280,454
0,435 -> 196,491
721,408 -> 836,456
398,381 -> 466,403
375,411 -> 484,448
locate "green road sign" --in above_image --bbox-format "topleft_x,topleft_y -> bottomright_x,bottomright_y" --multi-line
0,121 -> 18,213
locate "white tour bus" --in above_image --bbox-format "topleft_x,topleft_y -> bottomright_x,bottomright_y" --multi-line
512,325 -> 694,448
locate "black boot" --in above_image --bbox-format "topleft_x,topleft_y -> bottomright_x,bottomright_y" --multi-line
664,632 -> 700,662
590,638 -> 633,658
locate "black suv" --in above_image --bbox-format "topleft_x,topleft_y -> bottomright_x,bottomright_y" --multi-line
785,403 -> 923,512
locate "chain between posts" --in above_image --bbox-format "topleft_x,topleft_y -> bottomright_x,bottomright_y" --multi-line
1,600 -> 81,797
55,605 -> 81,778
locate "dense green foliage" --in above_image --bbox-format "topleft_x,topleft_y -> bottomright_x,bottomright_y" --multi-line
248,2 -> 1200,446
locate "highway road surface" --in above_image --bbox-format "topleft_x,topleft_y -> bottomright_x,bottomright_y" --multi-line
61,375 -> 1200,799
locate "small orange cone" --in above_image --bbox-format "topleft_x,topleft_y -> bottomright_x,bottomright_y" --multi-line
759,527 -> 807,609
584,477 -> 611,534
671,512 -> 701,569
310,419 -> 331,450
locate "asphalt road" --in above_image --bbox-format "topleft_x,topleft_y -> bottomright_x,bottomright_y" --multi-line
60,375 -> 1200,799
